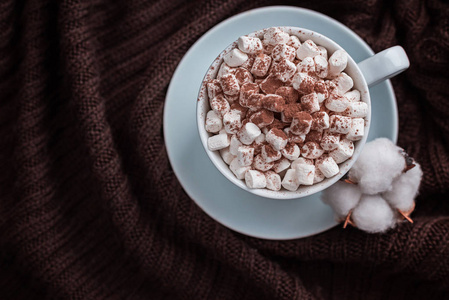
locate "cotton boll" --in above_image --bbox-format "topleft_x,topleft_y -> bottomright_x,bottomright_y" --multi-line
321,181 -> 362,219
350,138 -> 405,195
351,194 -> 396,233
383,163 -> 423,211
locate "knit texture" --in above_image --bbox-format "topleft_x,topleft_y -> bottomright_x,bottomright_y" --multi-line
1,0 -> 449,299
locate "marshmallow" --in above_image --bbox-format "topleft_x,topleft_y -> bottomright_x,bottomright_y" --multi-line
284,127 -> 306,144
292,72 -> 316,94
282,143 -> 300,160
220,148 -> 235,165
305,130 -> 323,143
261,144 -> 282,163
273,158 -> 291,173
311,111 -> 330,131
333,72 -> 354,94
239,82 -> 259,107
237,145 -> 254,166
251,53 -> 272,77
301,141 -> 324,159
328,50 -> 348,78
352,194 -> 395,233
343,102 -> 368,118
217,62 -> 235,79
262,94 -> 285,112
234,67 -> 254,85
266,128 -> 288,151
301,93 -> 320,114
224,48 -> 248,67
313,167 -> 326,183
317,46 -> 328,59
321,181 -> 362,218
281,103 -> 301,123
290,112 -> 313,135
281,169 -> 300,191
229,135 -> 242,155
253,154 -> 274,171
229,157 -> 251,180
207,79 -> 223,100
296,39 -> 320,60
238,36 -> 263,54
245,170 -> 267,189
263,27 -> 290,45
383,164 -> 422,211
205,110 -> 223,133
291,157 -> 314,169
220,73 -> 240,96
207,133 -> 230,151
314,80 -> 329,103
317,156 -> 339,178
210,94 -> 230,117
314,55 -> 328,78
265,171 -> 282,191
224,94 -> 238,104
237,122 -> 261,145
329,115 -> 352,134
296,57 -> 315,74
271,58 -> 297,82
287,35 -> 301,49
344,90 -> 361,102
346,118 -> 365,141
294,163 -> 315,185
254,132 -> 266,145
223,110 -> 242,134
325,93 -> 350,112
329,139 -> 354,163
320,131 -> 340,151
249,109 -> 274,128
259,75 -> 284,94
271,44 -> 296,61
275,86 -> 299,104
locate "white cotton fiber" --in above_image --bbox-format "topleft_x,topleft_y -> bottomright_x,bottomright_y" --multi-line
351,194 -> 395,233
350,138 -> 405,195
321,181 -> 362,219
383,163 -> 422,211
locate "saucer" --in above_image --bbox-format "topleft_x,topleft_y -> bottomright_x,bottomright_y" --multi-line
163,6 -> 398,240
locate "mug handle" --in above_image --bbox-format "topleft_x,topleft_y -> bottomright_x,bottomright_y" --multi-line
357,46 -> 410,87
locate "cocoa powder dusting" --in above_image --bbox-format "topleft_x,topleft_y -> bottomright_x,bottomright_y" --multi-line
275,86 -> 299,104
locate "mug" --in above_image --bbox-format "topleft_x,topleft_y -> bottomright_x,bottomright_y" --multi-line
197,26 -> 409,199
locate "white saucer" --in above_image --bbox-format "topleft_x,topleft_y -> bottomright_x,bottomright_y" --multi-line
163,6 -> 398,240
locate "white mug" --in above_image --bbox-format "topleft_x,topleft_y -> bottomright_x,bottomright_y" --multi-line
197,26 -> 409,199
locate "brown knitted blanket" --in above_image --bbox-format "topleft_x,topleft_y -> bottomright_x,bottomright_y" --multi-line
1,0 -> 449,299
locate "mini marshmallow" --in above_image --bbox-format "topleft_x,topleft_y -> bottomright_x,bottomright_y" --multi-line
223,110 -> 242,134
224,48 -> 248,67
328,49 -> 348,78
301,141 -> 324,159
296,57 -> 315,74
320,131 -> 340,151
290,112 -> 313,135
287,35 -> 301,49
296,39 -> 320,60
292,72 -> 316,94
266,128 -> 288,151
224,94 -> 238,104
207,133 -> 230,151
261,144 -> 282,163
217,62 -> 235,79
317,46 -> 328,59
352,194 -> 395,233
282,169 -> 300,191
311,111 -> 330,131
265,171 -> 282,191
301,93 -> 320,114
294,163 -> 315,185
245,170 -> 267,188
321,181 -> 362,219
329,139 -> 354,164
239,82 -> 259,107
259,75 -> 284,94
273,158 -> 291,173
333,72 -> 354,94
262,94 -> 285,112
271,59 -> 297,82
207,79 -> 223,99
205,110 -> 223,133
229,135 -> 242,155
314,167 -> 326,184
329,115 -> 352,134
253,132 -> 266,145
237,122 -> 261,145
314,80 -> 329,103
248,109 -> 274,128
251,53 -> 272,77
284,127 -> 306,144
253,154 -> 274,172
325,93 -> 350,112
291,157 -> 314,170
229,157 -> 251,180
346,118 -> 365,141
220,73 -> 240,96
282,143 -> 300,160
263,27 -> 290,45
317,156 -> 339,178
238,36 -> 263,54
344,90 -> 361,102
275,86 -> 299,104
237,145 -> 254,166
314,55 -> 328,78
344,102 -> 368,118
220,148 -> 235,165
271,44 -> 296,61
210,94 -> 230,117
234,67 -> 254,85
